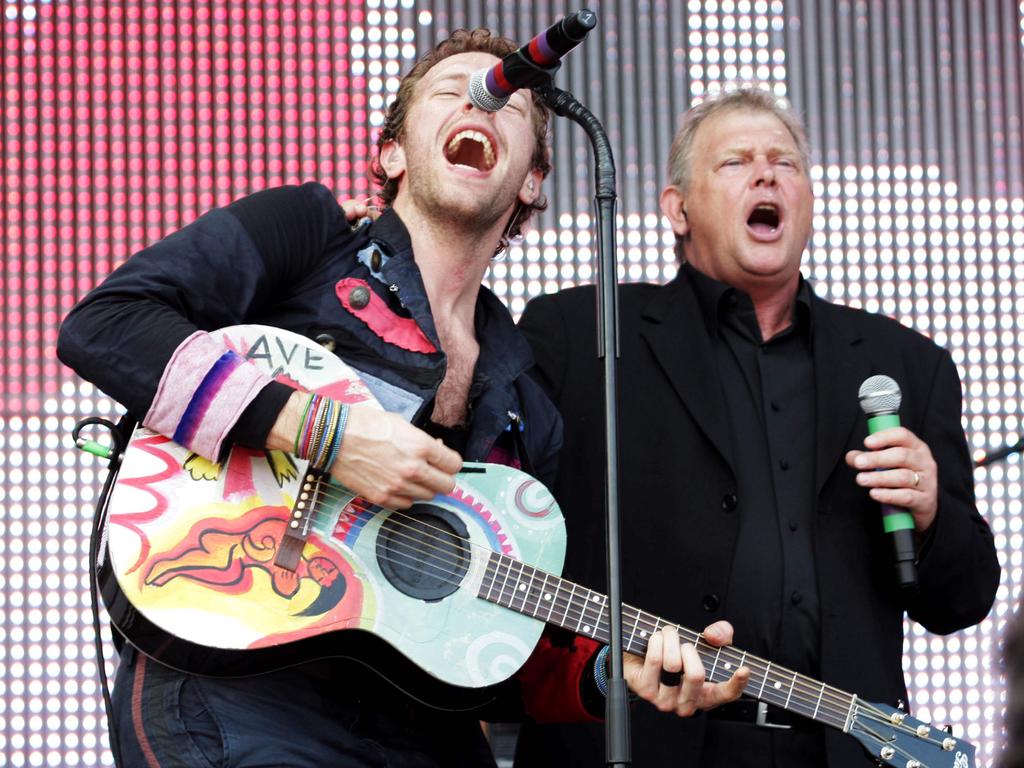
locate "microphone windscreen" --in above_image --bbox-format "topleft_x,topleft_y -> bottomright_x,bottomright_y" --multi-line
858,374 -> 902,415
468,69 -> 509,113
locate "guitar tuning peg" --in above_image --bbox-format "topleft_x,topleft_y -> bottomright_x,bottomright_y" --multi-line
896,699 -> 906,712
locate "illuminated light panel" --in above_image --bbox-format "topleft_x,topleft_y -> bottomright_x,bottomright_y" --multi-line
4,1 -> 1024,766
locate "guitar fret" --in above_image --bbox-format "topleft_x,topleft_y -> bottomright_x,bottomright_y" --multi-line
758,662 -> 771,699
548,581 -> 565,626
480,557 -> 495,601
487,555 -> 505,603
488,554 -> 505,603
496,555 -> 515,608
522,564 -> 540,617
709,645 -> 723,683
579,590 -> 597,635
513,561 -> 531,614
526,570 -> 544,620
784,670 -> 796,709
812,683 -> 825,719
542,573 -> 558,622
577,591 -> 591,634
623,607 -> 640,653
567,584 -> 585,632
581,592 -> 601,637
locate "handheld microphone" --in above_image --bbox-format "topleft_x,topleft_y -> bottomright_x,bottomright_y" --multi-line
858,375 -> 918,590
467,9 -> 597,112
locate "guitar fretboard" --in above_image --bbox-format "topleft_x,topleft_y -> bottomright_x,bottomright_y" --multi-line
478,550 -> 857,733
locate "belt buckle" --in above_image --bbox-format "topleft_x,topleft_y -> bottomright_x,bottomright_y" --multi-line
755,701 -> 791,730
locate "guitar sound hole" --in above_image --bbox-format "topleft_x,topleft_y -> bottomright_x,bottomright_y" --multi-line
376,504 -> 471,602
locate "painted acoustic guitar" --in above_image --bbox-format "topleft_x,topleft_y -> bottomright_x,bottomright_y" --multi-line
98,325 -> 975,768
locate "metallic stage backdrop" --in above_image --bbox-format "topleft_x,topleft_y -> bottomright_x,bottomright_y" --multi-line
1,0 -> 1022,765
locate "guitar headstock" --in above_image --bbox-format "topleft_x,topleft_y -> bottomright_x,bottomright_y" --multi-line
849,699 -> 975,768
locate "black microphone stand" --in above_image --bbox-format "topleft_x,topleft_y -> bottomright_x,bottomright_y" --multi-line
537,81 -> 630,767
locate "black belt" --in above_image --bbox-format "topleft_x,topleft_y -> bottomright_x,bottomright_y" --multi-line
707,700 -> 817,731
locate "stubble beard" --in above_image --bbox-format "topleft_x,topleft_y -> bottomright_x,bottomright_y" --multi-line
406,156 -> 522,236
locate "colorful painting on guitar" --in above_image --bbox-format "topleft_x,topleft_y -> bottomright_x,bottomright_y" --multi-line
105,325 -> 567,687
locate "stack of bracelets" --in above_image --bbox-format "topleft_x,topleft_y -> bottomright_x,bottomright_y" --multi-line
294,392 -> 350,474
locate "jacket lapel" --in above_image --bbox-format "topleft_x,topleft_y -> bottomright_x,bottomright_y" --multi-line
811,296 -> 870,496
639,275 -> 736,471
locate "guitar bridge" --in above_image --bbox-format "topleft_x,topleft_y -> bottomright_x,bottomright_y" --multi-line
275,471 -> 321,572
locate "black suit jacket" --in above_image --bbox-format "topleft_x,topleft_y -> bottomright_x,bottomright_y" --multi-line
513,274 -> 1000,767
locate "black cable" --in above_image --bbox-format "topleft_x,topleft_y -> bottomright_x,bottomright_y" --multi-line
75,415 -> 134,768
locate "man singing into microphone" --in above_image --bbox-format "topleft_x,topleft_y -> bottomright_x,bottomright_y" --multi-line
57,28 -> 747,768
514,87 -> 1000,767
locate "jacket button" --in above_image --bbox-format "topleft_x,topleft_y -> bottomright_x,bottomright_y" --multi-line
721,493 -> 737,512
702,594 -> 720,612
349,285 -> 371,309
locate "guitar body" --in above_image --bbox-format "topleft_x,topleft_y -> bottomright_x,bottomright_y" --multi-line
101,325 -> 566,698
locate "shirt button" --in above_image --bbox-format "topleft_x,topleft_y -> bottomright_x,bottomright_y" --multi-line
779,459 -> 789,470
791,591 -> 803,605
702,594 -> 721,612
721,493 -> 738,512
770,400 -> 781,412
788,520 -> 798,532
349,285 -> 371,309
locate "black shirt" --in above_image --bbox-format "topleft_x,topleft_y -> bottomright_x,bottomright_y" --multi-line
683,263 -> 820,677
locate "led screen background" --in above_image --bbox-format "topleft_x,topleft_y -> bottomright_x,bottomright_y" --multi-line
1,0 -> 1022,765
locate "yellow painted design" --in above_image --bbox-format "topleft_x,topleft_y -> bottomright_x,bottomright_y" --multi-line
184,452 -> 222,481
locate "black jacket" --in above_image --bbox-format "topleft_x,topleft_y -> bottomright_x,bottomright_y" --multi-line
57,182 -> 562,479
514,274 -> 1000,767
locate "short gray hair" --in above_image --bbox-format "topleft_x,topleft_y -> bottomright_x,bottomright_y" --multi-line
667,86 -> 811,191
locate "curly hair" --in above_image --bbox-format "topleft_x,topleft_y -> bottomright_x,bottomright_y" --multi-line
370,29 -> 552,249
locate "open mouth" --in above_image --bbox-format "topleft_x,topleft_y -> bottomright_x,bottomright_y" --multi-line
747,203 -> 781,234
444,129 -> 496,172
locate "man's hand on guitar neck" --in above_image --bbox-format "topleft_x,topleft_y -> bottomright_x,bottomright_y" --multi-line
626,622 -> 749,717
269,391 -> 461,509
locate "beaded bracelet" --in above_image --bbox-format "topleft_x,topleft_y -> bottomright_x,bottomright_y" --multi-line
294,393 -> 350,474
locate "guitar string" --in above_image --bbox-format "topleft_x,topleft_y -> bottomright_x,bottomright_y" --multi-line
270,482 -> 943,740
361,530 -> 921,738
294,494 -> 880,729
302,493 -> 917,734
292,485 -> 877,726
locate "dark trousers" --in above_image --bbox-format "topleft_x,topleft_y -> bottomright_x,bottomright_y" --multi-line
110,646 -> 498,768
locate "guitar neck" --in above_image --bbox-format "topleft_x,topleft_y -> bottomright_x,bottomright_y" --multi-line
478,551 -> 857,733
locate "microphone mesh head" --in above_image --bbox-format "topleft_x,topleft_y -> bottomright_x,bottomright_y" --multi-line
468,69 -> 509,113
858,374 -> 902,416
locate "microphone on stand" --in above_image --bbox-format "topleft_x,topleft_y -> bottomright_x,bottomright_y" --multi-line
858,375 -> 918,590
467,10 -> 597,112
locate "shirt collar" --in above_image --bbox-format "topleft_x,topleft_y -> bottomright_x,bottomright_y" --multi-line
364,207 -> 535,386
681,262 -> 814,344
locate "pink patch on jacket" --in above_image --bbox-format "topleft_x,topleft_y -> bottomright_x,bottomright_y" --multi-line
335,278 -> 437,354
